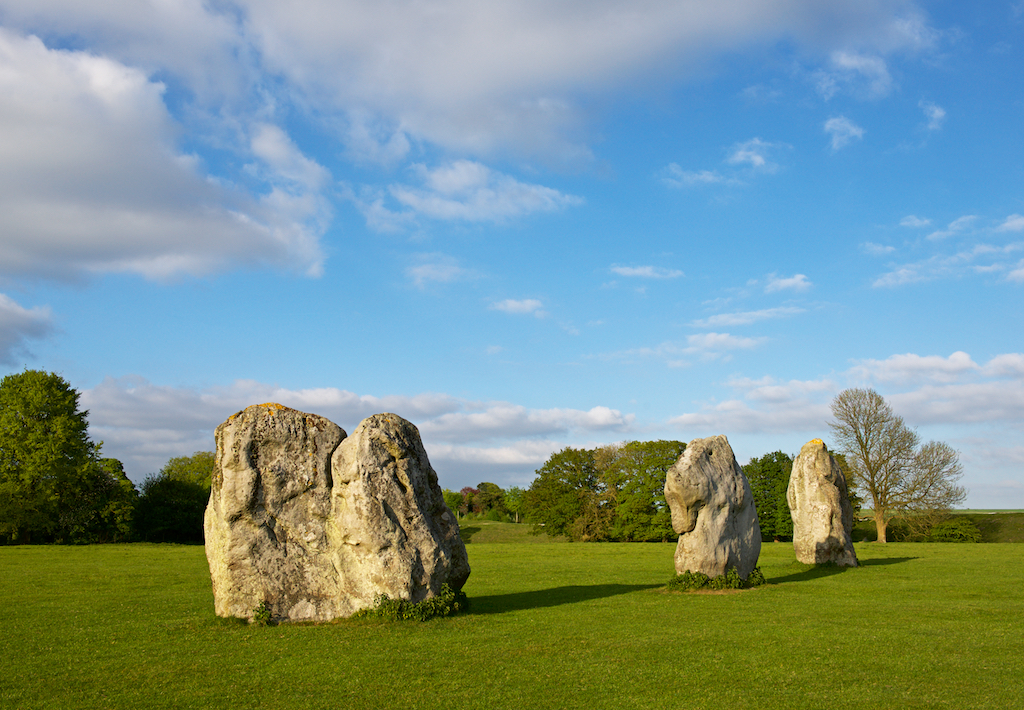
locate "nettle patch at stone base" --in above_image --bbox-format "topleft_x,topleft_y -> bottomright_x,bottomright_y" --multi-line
666,567 -> 767,592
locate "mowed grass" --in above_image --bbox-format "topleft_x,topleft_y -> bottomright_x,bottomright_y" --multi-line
1,541 -> 1022,710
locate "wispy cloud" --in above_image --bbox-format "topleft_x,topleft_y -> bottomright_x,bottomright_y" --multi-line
765,273 -> 812,293
824,116 -> 865,150
861,242 -> 896,256
406,253 -> 476,288
691,307 -> 804,328
872,241 -> 1024,287
919,100 -> 946,131
610,265 -> 683,279
661,165 -> 737,188
726,138 -> 787,172
927,215 -> 977,241
900,215 -> 931,228
997,214 -> 1024,232
490,298 -> 547,317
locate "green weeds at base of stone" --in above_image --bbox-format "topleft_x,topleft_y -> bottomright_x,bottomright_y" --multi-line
350,583 -> 469,621
666,566 -> 766,592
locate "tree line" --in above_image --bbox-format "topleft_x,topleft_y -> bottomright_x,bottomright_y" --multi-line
0,370 -> 211,544
3,370 -> 965,546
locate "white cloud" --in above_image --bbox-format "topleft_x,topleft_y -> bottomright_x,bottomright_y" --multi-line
824,116 -> 865,150
849,351 -> 980,384
386,161 -> 583,224
685,332 -> 766,354
406,253 -> 475,288
0,293 -> 55,364
661,165 -> 736,188
872,240 -> 1024,287
490,299 -> 546,317
610,265 -> 684,279
80,376 -> 636,487
919,100 -> 946,131
0,29 -> 328,281
900,215 -> 931,228
927,215 -> 978,241
997,214 -> 1024,232
765,273 -> 812,293
691,307 -> 804,327
861,242 -> 896,255
726,138 -> 786,172
1009,261 -> 1024,284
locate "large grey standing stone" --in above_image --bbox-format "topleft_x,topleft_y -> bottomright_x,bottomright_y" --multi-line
328,413 -> 471,613
204,405 -> 469,622
787,439 -> 858,567
664,435 -> 761,579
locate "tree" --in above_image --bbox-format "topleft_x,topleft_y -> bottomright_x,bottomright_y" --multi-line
0,370 -> 132,544
743,451 -> 794,541
475,482 -> 507,515
829,388 -> 966,542
442,489 -> 464,518
599,440 -> 684,541
523,447 -> 599,538
135,451 -> 213,543
504,486 -> 525,523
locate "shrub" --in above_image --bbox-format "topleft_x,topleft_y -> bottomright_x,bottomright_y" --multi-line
252,600 -> 272,626
351,584 -> 469,621
667,567 -> 766,592
928,517 -> 982,542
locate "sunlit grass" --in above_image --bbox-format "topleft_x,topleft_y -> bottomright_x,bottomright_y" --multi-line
1,541 -> 1021,709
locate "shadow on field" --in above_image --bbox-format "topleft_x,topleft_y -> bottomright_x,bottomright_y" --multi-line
469,584 -> 661,614
770,556 -> 917,585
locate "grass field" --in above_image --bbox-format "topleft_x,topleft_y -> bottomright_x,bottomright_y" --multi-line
2,537 -> 1022,709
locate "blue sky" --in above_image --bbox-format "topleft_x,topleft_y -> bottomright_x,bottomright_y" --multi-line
1,1 -> 1022,506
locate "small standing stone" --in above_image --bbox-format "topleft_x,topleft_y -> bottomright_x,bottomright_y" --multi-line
787,439 -> 858,567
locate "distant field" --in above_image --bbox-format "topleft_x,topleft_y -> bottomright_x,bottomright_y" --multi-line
2,541 -> 1023,709
851,512 -> 1024,543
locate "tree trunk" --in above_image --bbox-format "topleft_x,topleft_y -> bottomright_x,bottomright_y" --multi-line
874,509 -> 887,543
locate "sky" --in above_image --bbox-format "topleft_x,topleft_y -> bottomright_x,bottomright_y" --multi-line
1,1 -> 1022,507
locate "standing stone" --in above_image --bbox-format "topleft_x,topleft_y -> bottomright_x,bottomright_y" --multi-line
787,439 -> 858,567
204,405 -> 469,622
664,435 -> 761,579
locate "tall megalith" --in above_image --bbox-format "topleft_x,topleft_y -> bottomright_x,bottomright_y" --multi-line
787,439 -> 858,567
664,435 -> 761,579
204,404 -> 469,622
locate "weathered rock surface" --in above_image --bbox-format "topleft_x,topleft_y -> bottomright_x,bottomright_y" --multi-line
204,404 -> 469,622
787,439 -> 858,567
664,435 -> 761,579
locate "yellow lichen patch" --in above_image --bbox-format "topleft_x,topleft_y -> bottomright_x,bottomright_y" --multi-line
809,438 -> 824,446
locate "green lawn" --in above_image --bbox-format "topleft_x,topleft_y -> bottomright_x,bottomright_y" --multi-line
1,541 -> 1022,709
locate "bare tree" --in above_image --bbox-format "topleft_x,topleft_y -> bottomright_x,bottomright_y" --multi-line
829,388 -> 966,542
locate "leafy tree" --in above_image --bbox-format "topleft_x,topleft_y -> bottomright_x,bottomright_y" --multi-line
523,447 -> 599,538
743,451 -> 794,541
829,388 -> 966,542
459,486 -> 479,514
504,486 -> 526,523
135,451 -> 213,543
0,370 -> 132,543
475,482 -> 507,514
599,440 -> 685,541
442,489 -> 464,518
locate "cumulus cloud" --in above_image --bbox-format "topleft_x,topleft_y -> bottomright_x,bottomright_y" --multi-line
765,273 -> 812,293
824,116 -> 865,150
610,265 -> 683,279
0,293 -> 55,364
827,51 -> 894,98
691,307 -> 804,327
726,138 -> 787,172
80,376 -> 636,486
490,299 -> 547,317
0,29 -> 328,281
849,351 -> 980,384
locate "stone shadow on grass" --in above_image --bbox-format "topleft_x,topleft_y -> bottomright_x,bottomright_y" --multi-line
769,556 -> 917,585
469,584 -> 661,614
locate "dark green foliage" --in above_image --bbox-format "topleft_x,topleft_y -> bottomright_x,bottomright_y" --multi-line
743,451 -> 794,541
524,447 -> 600,538
475,482 -> 507,514
0,369 -> 135,544
442,489 -> 464,517
667,567 -> 766,592
350,583 -> 469,621
601,440 -> 685,542
252,600 -> 272,626
928,517 -> 982,542
135,451 -> 214,543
